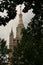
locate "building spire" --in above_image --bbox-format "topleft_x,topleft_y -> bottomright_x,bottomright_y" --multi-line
9,27 -> 14,49
19,5 -> 23,25
10,27 -> 14,36
11,27 -> 13,33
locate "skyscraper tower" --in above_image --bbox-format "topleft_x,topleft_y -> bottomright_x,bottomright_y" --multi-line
16,6 -> 24,42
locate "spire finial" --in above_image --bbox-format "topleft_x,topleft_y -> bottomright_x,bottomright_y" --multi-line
20,5 -> 22,14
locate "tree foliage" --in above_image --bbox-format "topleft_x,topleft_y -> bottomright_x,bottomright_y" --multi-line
12,0 -> 43,63
0,0 -> 43,25
12,16 -> 43,65
0,0 -> 17,25
0,38 -> 9,65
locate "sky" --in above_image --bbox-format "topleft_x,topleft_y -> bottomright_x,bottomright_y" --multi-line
0,4 -> 34,46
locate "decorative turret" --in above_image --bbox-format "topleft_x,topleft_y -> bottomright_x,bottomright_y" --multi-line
9,28 -> 14,65
9,28 -> 14,50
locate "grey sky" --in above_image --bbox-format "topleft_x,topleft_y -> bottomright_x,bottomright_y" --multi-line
0,5 -> 34,46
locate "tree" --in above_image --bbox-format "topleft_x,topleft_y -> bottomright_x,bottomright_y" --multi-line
22,16 -> 43,65
0,0 -> 17,25
0,0 -> 43,25
0,38 -> 9,65
12,39 -> 25,65
12,17 -> 43,65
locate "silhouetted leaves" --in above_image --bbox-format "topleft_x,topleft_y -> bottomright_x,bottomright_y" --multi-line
0,0 -> 17,26
0,38 -> 9,65
0,0 -> 43,25
12,14 -> 43,65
